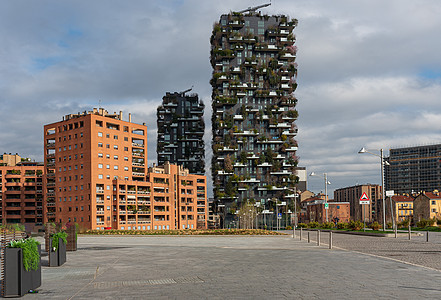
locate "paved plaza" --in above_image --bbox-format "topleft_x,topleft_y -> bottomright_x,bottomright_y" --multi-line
22,234 -> 441,299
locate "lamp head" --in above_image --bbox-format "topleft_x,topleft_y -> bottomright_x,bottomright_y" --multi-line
309,172 -> 316,176
358,147 -> 367,154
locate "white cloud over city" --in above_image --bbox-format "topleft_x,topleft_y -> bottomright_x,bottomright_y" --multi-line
1,0 -> 441,196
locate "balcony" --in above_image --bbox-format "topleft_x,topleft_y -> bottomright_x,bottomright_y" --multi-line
132,172 -> 145,177
96,211 -> 105,215
96,189 -> 104,194
132,142 -> 144,148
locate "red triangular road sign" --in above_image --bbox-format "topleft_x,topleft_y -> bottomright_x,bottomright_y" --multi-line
359,192 -> 369,201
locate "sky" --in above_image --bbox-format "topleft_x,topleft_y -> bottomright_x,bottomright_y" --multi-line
1,0 -> 441,197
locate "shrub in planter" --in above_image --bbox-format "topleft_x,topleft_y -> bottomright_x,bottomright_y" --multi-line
49,231 -> 67,267
297,223 -> 307,228
308,221 -> 319,228
369,221 -> 381,231
337,222 -> 348,230
398,219 -> 409,228
285,226 -> 292,230
4,238 -> 41,297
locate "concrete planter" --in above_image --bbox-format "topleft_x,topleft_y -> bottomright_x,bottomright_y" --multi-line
3,245 -> 41,297
49,238 -> 67,267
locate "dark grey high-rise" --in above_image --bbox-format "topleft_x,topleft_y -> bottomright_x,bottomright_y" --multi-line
210,7 -> 299,210
157,90 -> 205,175
385,144 -> 441,194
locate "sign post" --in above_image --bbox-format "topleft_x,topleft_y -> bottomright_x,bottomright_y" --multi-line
359,192 -> 370,230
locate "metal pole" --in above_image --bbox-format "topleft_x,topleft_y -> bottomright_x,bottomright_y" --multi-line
294,187 -> 297,228
381,149 -> 386,231
308,231 -> 310,243
317,230 -> 320,246
389,195 -> 395,230
426,231 -> 429,242
324,173 -> 328,222
408,223 -> 411,240
300,227 -> 302,240
329,231 -> 332,249
394,226 -> 397,238
292,223 -> 295,238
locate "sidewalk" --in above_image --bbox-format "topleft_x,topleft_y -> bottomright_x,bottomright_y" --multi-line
23,235 -> 441,299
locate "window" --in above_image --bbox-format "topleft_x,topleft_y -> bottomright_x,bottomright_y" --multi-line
114,155 -> 118,160
106,134 -> 110,138
98,143 -> 103,147
114,145 -> 118,150
124,137 -> 128,141
106,164 -> 110,169
114,135 -> 118,140
98,174 -> 103,179
106,154 -> 110,158
98,164 -> 103,169
114,165 -> 118,170
432,201 -> 436,205
124,147 -> 128,151
124,157 -> 129,161
106,144 -> 110,148
98,153 -> 103,158
124,167 -> 129,171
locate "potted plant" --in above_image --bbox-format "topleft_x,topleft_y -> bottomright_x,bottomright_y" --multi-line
4,238 -> 41,297
49,231 -> 67,267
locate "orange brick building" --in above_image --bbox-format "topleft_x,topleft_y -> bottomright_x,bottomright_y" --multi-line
0,161 -> 44,227
44,108 -> 207,230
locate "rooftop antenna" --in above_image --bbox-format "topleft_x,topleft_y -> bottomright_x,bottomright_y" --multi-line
237,3 -> 271,14
180,86 -> 193,96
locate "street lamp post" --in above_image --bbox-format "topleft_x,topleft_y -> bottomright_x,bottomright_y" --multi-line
309,172 -> 331,222
358,147 -> 388,231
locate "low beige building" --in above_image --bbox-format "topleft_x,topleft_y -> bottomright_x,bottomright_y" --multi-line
413,192 -> 441,222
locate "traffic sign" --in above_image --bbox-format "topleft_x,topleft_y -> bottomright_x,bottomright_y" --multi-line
324,203 -> 329,209
359,192 -> 370,205
277,213 -> 282,219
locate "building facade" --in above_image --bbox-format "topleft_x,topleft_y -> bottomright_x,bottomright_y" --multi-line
44,108 -> 207,230
0,161 -> 44,228
413,192 -> 441,222
385,144 -> 441,194
210,8 -> 299,210
306,201 -> 350,224
392,195 -> 414,223
157,90 -> 205,175
334,184 -> 382,223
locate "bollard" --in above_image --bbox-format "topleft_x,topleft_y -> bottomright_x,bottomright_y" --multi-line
426,231 -> 429,242
394,226 -> 397,238
329,231 -> 332,249
408,225 -> 411,240
308,232 -> 310,243
300,227 -> 302,241
317,230 -> 320,246
293,226 -> 295,239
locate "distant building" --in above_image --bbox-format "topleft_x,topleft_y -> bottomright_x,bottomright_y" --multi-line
385,144 -> 441,194
413,192 -> 441,222
0,160 -> 44,229
334,184 -> 382,223
392,194 -> 414,223
156,90 -> 205,175
0,153 -> 22,166
306,201 -> 350,224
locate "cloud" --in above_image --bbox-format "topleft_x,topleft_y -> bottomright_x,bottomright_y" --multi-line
1,0 -> 441,196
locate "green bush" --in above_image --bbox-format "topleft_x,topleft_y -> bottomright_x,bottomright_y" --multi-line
285,226 -> 292,230
320,222 -> 335,229
349,220 -> 364,231
437,219 -> 441,225
297,223 -> 307,228
369,221 -> 381,230
337,222 -> 348,230
308,221 -> 319,228
416,218 -> 433,228
387,222 -> 393,229
8,238 -> 40,271
397,219 -> 410,228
